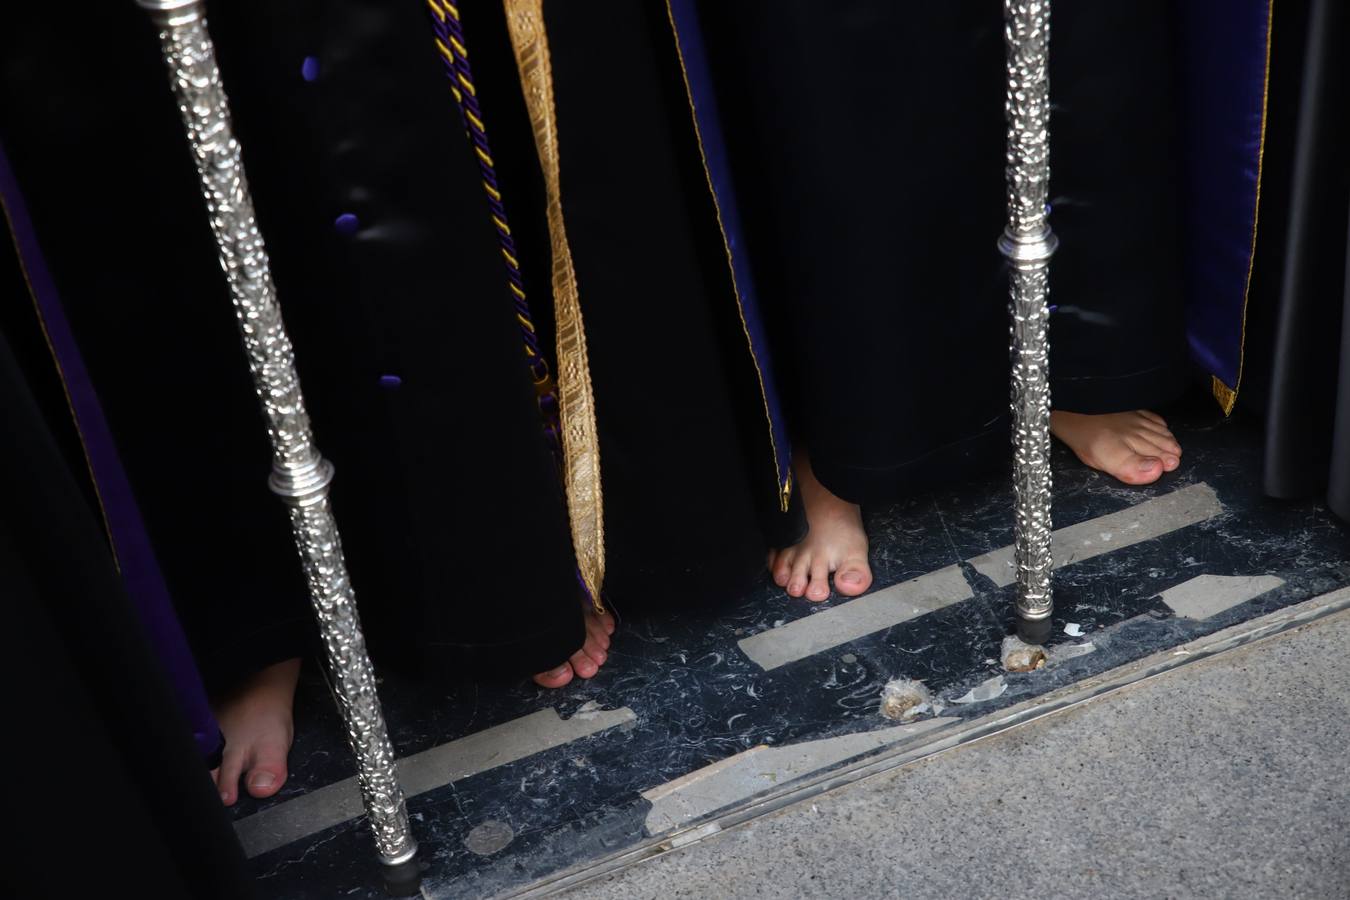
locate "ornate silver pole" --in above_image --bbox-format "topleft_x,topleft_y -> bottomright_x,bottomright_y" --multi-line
998,0 -> 1056,642
135,0 -> 417,869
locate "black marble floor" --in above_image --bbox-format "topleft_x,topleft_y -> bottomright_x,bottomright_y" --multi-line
236,399 -> 1350,899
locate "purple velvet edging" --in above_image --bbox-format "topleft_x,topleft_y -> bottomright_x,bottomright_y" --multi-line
1180,0 -> 1272,395
0,140 -> 223,765
668,0 -> 795,502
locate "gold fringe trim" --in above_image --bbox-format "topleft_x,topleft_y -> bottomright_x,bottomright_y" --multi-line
503,0 -> 605,609
1212,375 -> 1238,416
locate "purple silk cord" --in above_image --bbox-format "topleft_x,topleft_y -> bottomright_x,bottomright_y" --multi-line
0,142 -> 223,765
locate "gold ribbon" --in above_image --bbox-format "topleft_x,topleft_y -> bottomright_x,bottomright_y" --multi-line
503,0 -> 605,610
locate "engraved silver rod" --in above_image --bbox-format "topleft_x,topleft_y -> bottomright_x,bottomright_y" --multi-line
998,0 -> 1057,627
135,0 -> 417,866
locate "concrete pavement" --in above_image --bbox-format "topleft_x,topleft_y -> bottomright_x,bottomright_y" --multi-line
563,609 -> 1350,900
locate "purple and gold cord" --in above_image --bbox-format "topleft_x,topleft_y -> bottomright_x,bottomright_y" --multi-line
428,0 -> 562,463
427,0 -> 605,614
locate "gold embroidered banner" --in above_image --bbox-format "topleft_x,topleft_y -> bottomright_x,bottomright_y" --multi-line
503,0 -> 606,610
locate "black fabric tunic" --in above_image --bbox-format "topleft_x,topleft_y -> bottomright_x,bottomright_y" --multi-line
0,314 -> 254,898
700,1 -> 1190,505
0,4 -> 318,692
1244,0 -> 1350,522
1,0 -> 800,693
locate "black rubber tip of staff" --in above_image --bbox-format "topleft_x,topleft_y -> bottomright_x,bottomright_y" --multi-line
381,859 -> 423,897
1016,616 -> 1053,647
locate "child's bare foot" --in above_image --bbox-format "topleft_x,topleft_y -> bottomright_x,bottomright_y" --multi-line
769,452 -> 872,602
532,608 -> 616,688
1050,409 -> 1182,485
212,657 -> 301,806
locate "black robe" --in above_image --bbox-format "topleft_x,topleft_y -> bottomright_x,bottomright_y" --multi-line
699,1 -> 1194,505
0,0 -> 801,694
0,313 -> 254,897
1244,0 -> 1350,521
2,4 -> 802,892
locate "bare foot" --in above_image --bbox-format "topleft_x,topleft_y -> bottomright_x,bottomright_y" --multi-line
1050,409 -> 1182,486
212,657 -> 301,806
532,608 -> 616,688
769,452 -> 872,602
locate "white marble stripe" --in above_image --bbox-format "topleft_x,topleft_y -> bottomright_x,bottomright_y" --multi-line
968,482 -> 1223,587
642,717 -> 958,834
1160,574 -> 1285,619
739,566 -> 973,671
235,705 -> 635,858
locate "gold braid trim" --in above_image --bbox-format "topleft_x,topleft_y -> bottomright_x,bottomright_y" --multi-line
503,0 -> 605,609
664,0 -> 792,512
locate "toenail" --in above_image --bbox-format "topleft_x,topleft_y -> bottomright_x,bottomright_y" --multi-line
250,772 -> 276,789
840,572 -> 862,584
220,791 -> 230,802
1139,459 -> 1160,471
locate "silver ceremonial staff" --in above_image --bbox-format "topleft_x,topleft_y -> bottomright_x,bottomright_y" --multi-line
999,0 -> 1057,642
135,0 -> 417,871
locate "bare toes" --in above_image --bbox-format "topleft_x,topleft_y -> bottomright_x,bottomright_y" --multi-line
584,615 -> 611,651
1118,455 -> 1164,485
216,751 -> 244,806
570,648 -> 599,679
533,662 -> 574,689
1135,429 -> 1181,463
245,744 -> 288,799
581,631 -> 608,667
1127,433 -> 1179,463
787,554 -> 811,597
1138,419 -> 1180,445
834,559 -> 873,597
806,559 -> 831,602
1137,409 -> 1167,427
772,550 -> 795,587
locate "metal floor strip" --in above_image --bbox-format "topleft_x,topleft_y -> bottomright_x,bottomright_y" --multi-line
506,586 -> 1350,899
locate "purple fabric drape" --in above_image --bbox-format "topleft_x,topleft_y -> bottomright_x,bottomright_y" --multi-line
1180,0 -> 1271,409
0,141 -> 223,764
